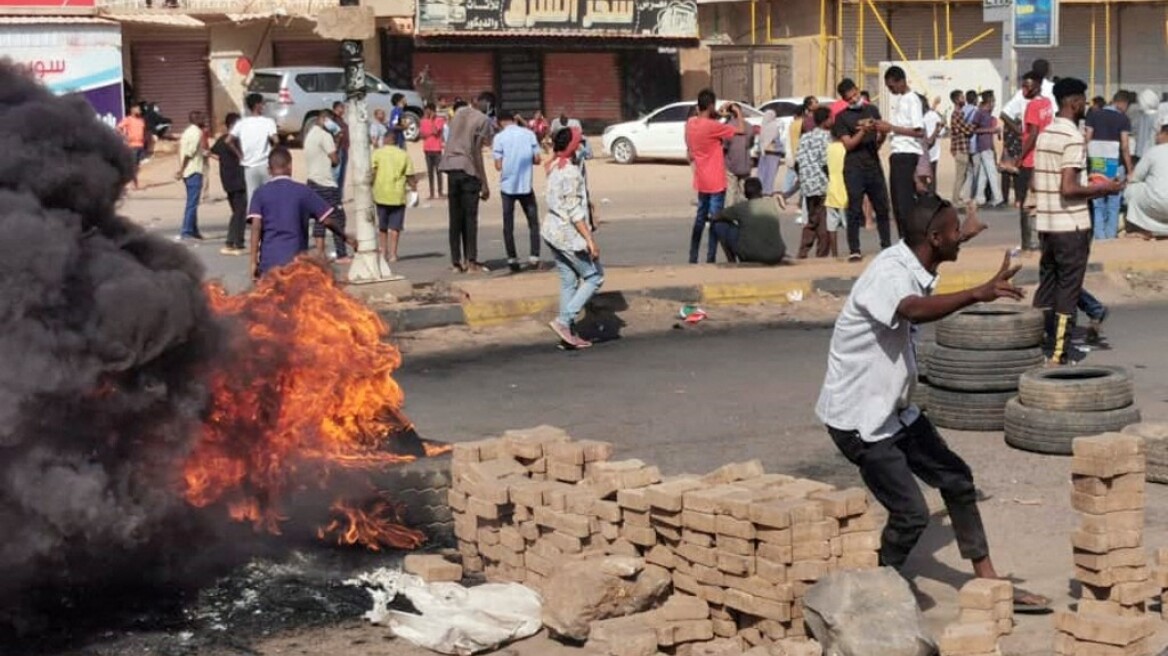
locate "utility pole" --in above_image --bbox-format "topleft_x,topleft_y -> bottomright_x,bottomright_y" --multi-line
337,0 -> 396,283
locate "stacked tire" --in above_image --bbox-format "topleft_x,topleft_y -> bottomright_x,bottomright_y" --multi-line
1004,366 -> 1141,455
921,305 -> 1045,432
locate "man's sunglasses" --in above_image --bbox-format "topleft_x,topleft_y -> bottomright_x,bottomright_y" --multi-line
919,193 -> 953,235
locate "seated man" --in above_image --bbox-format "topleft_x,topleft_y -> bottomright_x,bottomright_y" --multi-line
710,177 -> 788,265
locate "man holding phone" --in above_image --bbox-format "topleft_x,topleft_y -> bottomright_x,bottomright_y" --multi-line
684,89 -> 745,264
833,78 -> 893,261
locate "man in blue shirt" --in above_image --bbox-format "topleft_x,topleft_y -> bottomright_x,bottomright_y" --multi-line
248,146 -> 355,280
389,93 -> 407,148
492,112 -> 542,271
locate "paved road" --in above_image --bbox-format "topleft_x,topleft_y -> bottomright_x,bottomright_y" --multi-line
396,302 -> 1168,653
131,191 -> 1025,294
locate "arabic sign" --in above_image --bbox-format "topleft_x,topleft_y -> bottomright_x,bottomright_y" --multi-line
0,23 -> 124,125
1014,0 -> 1058,47
417,0 -> 698,37
0,0 -> 94,6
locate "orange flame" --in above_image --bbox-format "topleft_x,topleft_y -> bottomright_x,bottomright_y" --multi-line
182,259 -> 427,548
317,498 -> 425,551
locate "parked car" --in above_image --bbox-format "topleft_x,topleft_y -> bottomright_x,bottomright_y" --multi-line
601,100 -> 764,165
756,96 -> 835,158
247,67 -> 425,143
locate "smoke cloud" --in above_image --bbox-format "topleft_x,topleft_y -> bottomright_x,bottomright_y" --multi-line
0,63 -> 223,630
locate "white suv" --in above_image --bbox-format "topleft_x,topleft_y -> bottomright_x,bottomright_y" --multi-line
248,67 -> 425,143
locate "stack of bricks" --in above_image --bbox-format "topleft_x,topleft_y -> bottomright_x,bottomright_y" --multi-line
1053,433 -> 1157,656
938,579 -> 1013,656
446,425 -> 881,653
1154,549 -> 1168,621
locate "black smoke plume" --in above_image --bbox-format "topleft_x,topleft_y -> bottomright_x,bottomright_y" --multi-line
0,63 -> 223,635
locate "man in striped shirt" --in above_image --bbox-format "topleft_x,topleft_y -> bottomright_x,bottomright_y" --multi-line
948,90 -> 974,203
1031,78 -> 1126,365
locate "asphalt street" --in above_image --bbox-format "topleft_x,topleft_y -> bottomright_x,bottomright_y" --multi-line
134,192 -> 1026,293
396,302 -> 1168,652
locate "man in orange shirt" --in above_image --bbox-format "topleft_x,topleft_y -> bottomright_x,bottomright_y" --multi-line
117,104 -> 147,190
685,89 -> 745,263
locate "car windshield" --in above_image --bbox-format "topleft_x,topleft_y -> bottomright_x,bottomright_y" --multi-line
762,102 -> 801,118
248,73 -> 283,94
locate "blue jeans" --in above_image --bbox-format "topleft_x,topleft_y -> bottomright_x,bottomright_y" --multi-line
712,222 -> 740,261
1092,193 -> 1122,240
691,192 -> 724,263
182,173 -> 202,237
1078,290 -> 1106,321
333,148 -> 348,189
550,245 -> 604,327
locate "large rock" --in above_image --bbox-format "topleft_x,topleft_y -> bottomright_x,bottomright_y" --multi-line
542,555 -> 672,641
802,568 -> 935,656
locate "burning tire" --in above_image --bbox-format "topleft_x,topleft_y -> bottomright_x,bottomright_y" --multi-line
925,345 -> 1044,392
935,304 -> 1044,351
927,388 -> 1016,432
1004,397 -> 1142,455
1017,366 -> 1134,412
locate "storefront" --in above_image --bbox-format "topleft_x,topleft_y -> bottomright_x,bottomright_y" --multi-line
404,0 -> 699,125
0,16 -> 125,126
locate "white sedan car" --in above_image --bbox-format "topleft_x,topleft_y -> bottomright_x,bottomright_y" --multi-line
601,100 -> 763,165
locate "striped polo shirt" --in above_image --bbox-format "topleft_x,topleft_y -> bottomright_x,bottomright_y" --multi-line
1033,117 -> 1090,232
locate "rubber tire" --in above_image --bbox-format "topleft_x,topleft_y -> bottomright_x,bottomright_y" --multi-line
402,111 -> 421,142
916,340 -> 934,381
926,387 -> 1015,432
1122,423 -> 1168,484
1017,366 -> 1134,412
911,381 -> 931,411
925,345 -> 1044,392
610,138 -> 636,164
1004,397 -> 1142,455
935,304 -> 1045,350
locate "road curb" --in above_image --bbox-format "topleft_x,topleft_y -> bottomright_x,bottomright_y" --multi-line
381,261 -> 1116,334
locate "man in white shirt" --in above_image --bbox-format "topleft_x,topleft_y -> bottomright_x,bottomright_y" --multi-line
230,92 -> 279,206
816,194 -> 1050,612
880,66 -> 924,240
303,111 -> 349,261
1002,58 -> 1057,125
922,98 -> 943,192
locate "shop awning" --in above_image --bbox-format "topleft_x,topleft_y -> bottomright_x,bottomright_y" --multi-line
100,12 -> 205,27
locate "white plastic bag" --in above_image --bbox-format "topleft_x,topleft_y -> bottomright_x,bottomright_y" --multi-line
347,568 -> 542,655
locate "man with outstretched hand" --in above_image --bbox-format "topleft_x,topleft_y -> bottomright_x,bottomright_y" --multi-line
815,193 -> 1051,613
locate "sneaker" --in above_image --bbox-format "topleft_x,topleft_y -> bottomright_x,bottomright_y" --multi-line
219,246 -> 245,256
847,253 -> 862,262
508,258 -> 522,273
1086,307 -> 1109,344
548,320 -> 574,344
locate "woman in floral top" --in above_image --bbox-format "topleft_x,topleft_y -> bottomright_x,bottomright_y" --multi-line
541,127 -> 602,349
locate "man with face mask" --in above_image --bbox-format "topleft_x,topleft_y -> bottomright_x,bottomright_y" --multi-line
816,194 -> 1050,612
832,77 -> 893,261
1032,78 -> 1126,365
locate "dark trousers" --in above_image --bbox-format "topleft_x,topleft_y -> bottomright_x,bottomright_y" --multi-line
844,165 -> 892,255
828,415 -> 989,570
797,195 -> 832,258
424,151 -> 444,197
1035,229 -> 1092,363
888,153 -> 920,239
502,192 -> 541,261
225,189 -> 247,248
712,221 -> 740,262
691,192 -> 725,263
1015,167 -> 1039,250
446,170 -> 482,266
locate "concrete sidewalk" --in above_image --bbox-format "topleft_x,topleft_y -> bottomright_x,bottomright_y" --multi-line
384,238 -> 1168,330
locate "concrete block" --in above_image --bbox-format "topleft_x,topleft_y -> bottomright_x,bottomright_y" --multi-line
404,554 -> 463,582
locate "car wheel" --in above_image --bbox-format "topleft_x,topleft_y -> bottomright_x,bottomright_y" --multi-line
611,138 -> 636,164
402,112 -> 421,142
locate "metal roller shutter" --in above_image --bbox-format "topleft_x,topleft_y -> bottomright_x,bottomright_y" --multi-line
132,41 -> 209,132
544,52 -> 621,123
1021,4 -> 1114,97
1118,3 -> 1168,95
273,40 -> 343,67
497,50 -> 543,118
413,51 -> 496,102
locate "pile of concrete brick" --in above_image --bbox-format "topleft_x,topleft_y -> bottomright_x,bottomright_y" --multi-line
447,425 -> 880,652
938,579 -> 1013,656
1054,433 -> 1158,656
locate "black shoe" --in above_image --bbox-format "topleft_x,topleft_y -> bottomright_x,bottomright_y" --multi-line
1086,307 -> 1109,344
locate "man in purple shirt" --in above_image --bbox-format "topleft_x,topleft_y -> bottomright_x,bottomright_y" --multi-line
248,146 -> 355,280
970,92 -> 1004,207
